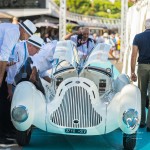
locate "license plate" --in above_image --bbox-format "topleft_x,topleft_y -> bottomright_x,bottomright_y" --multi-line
65,128 -> 87,134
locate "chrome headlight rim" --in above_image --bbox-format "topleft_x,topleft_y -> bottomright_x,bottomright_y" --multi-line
12,105 -> 29,123
122,108 -> 139,129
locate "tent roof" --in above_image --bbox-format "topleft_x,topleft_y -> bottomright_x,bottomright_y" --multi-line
0,12 -> 13,18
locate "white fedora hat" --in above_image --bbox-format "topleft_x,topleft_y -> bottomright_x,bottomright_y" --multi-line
27,35 -> 44,48
19,19 -> 37,36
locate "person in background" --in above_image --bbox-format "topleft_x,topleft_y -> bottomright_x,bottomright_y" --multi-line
116,35 -> 121,62
52,30 -> 59,40
92,33 -> 97,44
110,32 -> 117,59
131,19 -> 150,131
103,32 -> 115,59
64,27 -> 95,64
103,32 -> 114,45
95,33 -> 105,44
43,33 -> 51,43
29,40 -> 57,84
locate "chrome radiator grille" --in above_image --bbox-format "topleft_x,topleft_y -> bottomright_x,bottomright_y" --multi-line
50,86 -> 102,128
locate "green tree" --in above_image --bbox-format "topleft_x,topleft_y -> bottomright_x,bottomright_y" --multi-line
67,0 -> 91,14
66,23 -> 76,33
54,0 -> 132,19
54,0 -> 60,5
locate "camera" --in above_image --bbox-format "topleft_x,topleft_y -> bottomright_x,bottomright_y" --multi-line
78,34 -> 83,39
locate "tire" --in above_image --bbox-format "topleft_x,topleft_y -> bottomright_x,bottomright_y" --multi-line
3,0 -> 10,7
123,132 -> 136,150
16,128 -> 32,146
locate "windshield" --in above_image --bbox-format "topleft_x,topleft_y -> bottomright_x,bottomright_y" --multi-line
53,41 -> 112,75
53,40 -> 79,68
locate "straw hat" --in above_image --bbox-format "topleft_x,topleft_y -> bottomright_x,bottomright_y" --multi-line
27,35 -> 44,48
19,19 -> 37,36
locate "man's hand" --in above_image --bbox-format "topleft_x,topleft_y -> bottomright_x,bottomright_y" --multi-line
7,61 -> 16,66
131,72 -> 137,82
29,67 -> 37,83
63,29 -> 82,40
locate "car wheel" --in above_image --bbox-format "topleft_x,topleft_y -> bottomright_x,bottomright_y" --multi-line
3,0 -> 10,7
16,128 -> 32,146
123,132 -> 136,150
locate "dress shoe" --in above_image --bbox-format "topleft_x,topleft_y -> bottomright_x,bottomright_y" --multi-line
139,123 -> 146,128
147,127 -> 150,132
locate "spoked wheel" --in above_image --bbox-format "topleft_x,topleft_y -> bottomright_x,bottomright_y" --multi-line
123,132 -> 136,150
16,127 -> 32,146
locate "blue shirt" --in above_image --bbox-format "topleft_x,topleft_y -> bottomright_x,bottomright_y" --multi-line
133,29 -> 150,63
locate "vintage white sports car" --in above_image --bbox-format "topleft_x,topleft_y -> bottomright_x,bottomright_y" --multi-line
11,41 -> 141,150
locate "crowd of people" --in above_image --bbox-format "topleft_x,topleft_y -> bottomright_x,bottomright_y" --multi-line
91,31 -> 121,62
0,17 -> 149,146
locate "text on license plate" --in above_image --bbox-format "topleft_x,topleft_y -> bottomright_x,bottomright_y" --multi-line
65,128 -> 87,134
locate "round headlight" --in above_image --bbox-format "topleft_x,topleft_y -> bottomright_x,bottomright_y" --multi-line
12,106 -> 28,123
123,109 -> 139,129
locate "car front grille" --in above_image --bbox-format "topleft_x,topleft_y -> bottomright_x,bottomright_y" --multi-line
50,86 -> 102,128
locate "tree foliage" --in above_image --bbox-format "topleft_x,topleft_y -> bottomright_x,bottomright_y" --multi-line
54,0 -> 132,19
66,23 -> 76,33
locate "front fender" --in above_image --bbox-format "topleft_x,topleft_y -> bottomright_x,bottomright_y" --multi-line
11,82 -> 38,131
118,84 -> 141,134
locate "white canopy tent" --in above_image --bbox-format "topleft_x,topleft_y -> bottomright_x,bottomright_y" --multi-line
122,0 -> 150,85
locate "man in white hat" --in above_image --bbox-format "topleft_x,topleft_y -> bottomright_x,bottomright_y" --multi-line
0,19 -> 37,87
0,35 -> 43,144
6,35 -> 44,99
29,40 -> 57,84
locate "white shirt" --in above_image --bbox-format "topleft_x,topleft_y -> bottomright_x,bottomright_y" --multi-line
0,23 -> 20,61
96,36 -> 105,44
70,35 -> 95,59
6,41 -> 29,84
104,38 -> 115,47
31,40 -> 57,74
